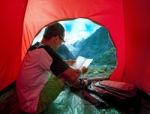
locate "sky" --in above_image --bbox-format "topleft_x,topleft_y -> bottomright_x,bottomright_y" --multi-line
33,18 -> 100,45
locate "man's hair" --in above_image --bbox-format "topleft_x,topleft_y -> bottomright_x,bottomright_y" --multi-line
43,23 -> 64,40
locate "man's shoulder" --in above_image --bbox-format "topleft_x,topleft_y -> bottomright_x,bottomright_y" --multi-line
27,48 -> 51,58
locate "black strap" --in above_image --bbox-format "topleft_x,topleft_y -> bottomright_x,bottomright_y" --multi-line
28,42 -> 69,76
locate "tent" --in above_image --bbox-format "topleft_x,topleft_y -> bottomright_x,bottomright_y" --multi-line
0,0 -> 150,95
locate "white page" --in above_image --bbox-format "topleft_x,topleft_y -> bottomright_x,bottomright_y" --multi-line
82,58 -> 93,68
72,56 -> 93,69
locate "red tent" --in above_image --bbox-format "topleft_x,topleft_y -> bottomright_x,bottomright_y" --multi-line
0,0 -> 150,93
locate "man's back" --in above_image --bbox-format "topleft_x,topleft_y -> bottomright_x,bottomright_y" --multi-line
16,48 -> 52,113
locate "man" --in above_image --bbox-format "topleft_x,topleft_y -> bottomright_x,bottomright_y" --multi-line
16,23 -> 86,113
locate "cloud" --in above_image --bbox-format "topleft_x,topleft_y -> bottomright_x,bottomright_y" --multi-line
60,18 -> 100,44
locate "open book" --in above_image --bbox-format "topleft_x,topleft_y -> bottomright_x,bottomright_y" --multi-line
72,56 -> 93,69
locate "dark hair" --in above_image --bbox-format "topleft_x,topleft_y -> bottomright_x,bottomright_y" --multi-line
43,23 -> 64,40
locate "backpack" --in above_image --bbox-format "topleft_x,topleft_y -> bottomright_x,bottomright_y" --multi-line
82,80 -> 137,110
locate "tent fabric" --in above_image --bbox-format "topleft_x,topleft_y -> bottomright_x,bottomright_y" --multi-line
0,0 -> 150,94
122,0 -> 150,93
0,0 -> 27,90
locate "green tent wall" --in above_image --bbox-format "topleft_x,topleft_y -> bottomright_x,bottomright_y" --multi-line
0,0 -> 150,94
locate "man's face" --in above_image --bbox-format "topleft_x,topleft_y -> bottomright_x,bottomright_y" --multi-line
55,35 -> 64,49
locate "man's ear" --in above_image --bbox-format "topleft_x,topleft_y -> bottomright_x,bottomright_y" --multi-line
53,36 -> 59,43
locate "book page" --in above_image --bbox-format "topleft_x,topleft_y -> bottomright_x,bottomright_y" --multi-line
72,56 -> 93,69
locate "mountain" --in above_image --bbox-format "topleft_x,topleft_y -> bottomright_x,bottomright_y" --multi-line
56,26 -> 116,66
94,47 -> 116,65
56,44 -> 75,60
72,27 -> 116,65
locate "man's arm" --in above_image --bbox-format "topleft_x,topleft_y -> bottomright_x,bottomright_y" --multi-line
65,60 -> 76,66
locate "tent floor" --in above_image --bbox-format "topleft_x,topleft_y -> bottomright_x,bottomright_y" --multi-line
0,85 -> 150,114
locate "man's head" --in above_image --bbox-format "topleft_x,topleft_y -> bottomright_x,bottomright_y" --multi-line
42,23 -> 65,50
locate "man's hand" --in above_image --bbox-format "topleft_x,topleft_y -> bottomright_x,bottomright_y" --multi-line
81,67 -> 88,74
60,67 -> 81,84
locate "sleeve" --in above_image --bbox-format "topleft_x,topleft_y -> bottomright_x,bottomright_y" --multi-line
42,45 -> 69,76
39,48 -> 53,70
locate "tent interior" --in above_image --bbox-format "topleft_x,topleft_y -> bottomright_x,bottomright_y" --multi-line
0,0 -> 150,114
